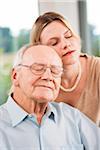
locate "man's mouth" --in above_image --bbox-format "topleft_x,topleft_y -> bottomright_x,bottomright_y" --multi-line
36,85 -> 53,90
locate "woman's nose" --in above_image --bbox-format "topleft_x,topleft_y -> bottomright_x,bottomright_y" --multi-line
61,38 -> 70,50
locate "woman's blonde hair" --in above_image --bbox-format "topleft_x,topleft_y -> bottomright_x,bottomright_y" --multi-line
30,12 -> 80,44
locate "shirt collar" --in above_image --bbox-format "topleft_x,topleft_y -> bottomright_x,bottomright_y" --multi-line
6,95 -> 28,127
47,103 -> 57,123
5,96 -> 57,127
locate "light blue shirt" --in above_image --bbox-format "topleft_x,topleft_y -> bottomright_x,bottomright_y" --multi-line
0,96 -> 100,150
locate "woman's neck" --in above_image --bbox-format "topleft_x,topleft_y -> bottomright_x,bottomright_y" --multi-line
63,62 -> 80,82
61,61 -> 82,91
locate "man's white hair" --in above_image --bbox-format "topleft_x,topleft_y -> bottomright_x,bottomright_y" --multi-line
9,44 -> 34,95
13,44 -> 34,68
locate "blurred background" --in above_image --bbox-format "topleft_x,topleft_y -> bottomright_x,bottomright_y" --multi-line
0,0 -> 100,105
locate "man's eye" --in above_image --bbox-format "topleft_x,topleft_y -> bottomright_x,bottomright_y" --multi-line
32,64 -> 44,71
35,68 -> 43,71
35,66 -> 44,71
51,66 -> 61,74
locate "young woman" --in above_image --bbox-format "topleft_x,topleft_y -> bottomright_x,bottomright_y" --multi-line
30,12 -> 100,126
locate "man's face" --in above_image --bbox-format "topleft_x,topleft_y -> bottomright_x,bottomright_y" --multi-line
13,45 -> 62,103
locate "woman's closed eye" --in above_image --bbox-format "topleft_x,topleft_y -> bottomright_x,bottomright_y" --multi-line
64,30 -> 72,39
48,39 -> 58,46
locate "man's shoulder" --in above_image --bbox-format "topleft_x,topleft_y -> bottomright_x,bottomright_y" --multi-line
50,102 -> 80,119
0,102 -> 10,124
51,101 -> 78,110
0,102 -> 6,114
49,102 -> 82,126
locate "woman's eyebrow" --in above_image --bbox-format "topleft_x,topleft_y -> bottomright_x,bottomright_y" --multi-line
64,29 -> 71,34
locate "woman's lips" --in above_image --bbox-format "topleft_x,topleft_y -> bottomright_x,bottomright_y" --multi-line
63,50 -> 75,57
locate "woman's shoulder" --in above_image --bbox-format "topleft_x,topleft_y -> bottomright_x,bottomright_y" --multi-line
80,53 -> 100,82
80,52 -> 100,68
88,54 -> 100,71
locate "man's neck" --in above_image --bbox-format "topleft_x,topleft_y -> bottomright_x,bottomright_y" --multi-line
12,92 -> 48,124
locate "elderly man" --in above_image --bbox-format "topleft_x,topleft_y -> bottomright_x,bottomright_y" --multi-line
0,44 -> 100,150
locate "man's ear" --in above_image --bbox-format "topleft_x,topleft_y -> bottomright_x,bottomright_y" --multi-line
11,68 -> 19,86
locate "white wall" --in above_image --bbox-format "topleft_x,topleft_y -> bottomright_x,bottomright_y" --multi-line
39,0 -> 80,34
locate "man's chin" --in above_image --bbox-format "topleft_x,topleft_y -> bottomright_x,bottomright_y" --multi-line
35,95 -> 54,103
32,87 -> 56,103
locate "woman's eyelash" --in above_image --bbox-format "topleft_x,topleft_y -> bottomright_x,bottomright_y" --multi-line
51,42 -> 57,45
65,35 -> 72,38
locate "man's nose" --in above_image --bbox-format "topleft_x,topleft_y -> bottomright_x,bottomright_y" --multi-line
41,68 -> 53,81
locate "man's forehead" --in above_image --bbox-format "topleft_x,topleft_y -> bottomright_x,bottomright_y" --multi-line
26,45 -> 56,54
23,45 -> 62,65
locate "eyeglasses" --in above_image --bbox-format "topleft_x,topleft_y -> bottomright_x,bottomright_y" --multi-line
18,63 -> 63,78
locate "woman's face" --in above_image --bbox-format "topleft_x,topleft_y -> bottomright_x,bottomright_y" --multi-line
40,21 -> 81,66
